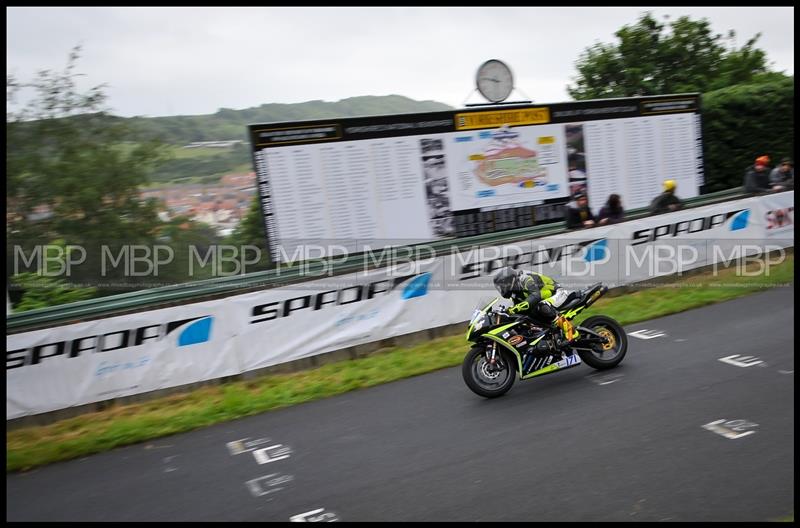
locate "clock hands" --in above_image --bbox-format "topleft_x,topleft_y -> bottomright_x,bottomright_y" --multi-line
477,60 -> 512,102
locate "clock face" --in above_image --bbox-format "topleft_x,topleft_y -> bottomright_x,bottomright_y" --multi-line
476,60 -> 514,103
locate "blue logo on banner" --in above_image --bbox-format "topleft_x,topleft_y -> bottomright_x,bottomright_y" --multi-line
729,209 -> 750,231
178,317 -> 213,346
402,272 -> 431,300
479,131 -> 493,139
584,239 -> 608,262
455,136 -> 473,142
546,184 -> 559,191
477,190 -> 496,198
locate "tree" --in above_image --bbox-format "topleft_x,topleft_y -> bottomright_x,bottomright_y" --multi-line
154,216 -> 224,284
568,13 -> 771,99
702,76 -> 794,192
7,46 -> 169,299
225,195 -> 272,272
11,240 -> 97,312
7,46 -> 167,244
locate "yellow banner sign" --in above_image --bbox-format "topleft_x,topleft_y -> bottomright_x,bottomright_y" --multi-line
455,107 -> 550,130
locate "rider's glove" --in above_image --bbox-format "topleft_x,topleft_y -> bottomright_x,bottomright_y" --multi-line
508,301 -> 530,315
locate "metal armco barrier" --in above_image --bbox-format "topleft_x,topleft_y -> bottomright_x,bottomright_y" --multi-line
6,187 -> 748,334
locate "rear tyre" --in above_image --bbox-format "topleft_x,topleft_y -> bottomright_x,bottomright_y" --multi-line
576,315 -> 627,370
462,344 -> 517,398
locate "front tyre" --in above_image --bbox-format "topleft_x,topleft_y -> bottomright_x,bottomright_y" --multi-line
462,344 -> 517,398
577,315 -> 628,370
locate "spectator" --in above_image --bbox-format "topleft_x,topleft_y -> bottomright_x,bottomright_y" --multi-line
568,160 -> 587,198
769,158 -> 794,191
569,180 -> 587,197
597,193 -> 624,225
565,192 -> 596,229
568,162 -> 587,182
649,179 -> 683,215
743,155 -> 773,193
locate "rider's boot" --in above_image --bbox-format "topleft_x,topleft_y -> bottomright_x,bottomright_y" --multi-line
554,315 -> 578,341
552,315 -> 578,357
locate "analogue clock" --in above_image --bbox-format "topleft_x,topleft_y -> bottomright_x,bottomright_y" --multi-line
476,59 -> 514,103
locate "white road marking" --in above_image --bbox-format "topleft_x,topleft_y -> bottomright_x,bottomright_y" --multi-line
702,419 -> 759,439
227,437 -> 272,456
291,509 -> 324,522
227,440 -> 246,455
163,455 -> 179,473
778,370 -> 794,375
586,372 -> 624,386
628,329 -> 666,340
253,444 -> 293,465
290,508 -> 339,522
718,355 -> 764,368
246,473 -> 294,497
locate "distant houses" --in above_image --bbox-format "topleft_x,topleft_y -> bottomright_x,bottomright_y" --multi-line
140,172 -> 257,235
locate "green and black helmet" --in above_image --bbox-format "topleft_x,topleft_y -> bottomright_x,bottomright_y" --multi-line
493,266 -> 520,298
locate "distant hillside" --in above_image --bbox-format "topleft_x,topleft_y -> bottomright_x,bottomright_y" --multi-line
9,96 -> 454,187
129,95 -> 454,146
130,95 -> 453,185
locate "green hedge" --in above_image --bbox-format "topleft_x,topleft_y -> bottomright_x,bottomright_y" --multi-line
702,76 -> 794,192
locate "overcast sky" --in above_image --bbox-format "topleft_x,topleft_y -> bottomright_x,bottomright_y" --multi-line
6,6 -> 795,118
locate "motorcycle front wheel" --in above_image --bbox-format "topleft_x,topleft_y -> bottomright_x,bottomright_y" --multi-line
462,344 -> 517,398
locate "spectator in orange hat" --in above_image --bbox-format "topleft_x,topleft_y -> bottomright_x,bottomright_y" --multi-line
743,155 -> 773,194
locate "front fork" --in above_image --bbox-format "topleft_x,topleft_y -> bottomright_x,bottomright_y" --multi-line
485,341 -> 498,366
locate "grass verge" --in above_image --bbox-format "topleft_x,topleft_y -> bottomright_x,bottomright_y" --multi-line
7,254 -> 794,472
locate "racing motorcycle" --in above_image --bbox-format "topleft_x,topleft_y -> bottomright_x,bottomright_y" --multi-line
462,282 -> 627,398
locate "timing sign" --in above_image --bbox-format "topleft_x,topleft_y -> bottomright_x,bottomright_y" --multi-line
249,94 -> 703,263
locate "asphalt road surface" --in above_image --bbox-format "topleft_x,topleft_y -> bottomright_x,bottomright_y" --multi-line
7,286 -> 794,522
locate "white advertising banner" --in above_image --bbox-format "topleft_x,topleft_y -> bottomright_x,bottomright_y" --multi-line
7,300 -> 241,420
228,258 -> 448,372
6,193 -> 793,419
757,191 -> 795,246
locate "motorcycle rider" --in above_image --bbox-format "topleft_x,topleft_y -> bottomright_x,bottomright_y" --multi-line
492,267 -> 578,353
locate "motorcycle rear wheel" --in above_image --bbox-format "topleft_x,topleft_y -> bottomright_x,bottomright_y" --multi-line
576,315 -> 628,370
